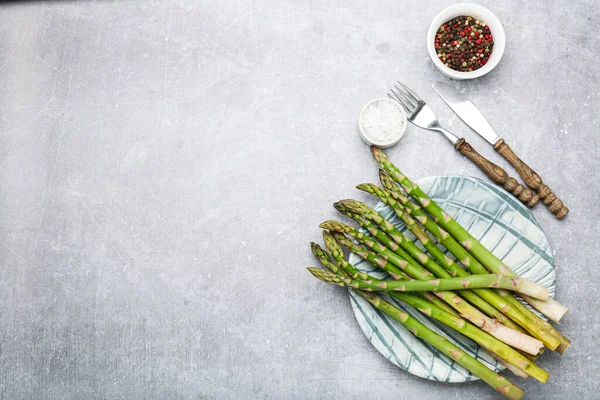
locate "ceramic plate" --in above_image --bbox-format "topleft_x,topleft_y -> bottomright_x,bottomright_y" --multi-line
349,175 -> 554,383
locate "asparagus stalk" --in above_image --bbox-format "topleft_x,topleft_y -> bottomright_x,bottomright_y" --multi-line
486,351 -> 529,379
308,267 -> 548,383
332,203 -> 427,273
332,204 -> 515,324
318,231 -> 474,324
379,170 -> 569,353
520,297 -> 567,325
324,221 -> 513,322
371,145 -> 568,322
327,216 -> 549,366
349,289 -> 525,398
339,199 -> 451,279
313,236 -> 547,382
321,221 -> 435,281
324,249 -> 542,376
334,201 -> 544,336
321,230 -> 409,280
372,146 -> 570,353
361,292 -> 524,398
321,230 -> 459,316
322,230 -> 463,317
324,227 -> 543,355
359,181 -> 561,350
356,183 -> 465,276
307,268 -> 547,301
307,252 -> 526,398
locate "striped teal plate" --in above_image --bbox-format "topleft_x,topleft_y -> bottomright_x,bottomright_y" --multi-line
349,175 -> 554,383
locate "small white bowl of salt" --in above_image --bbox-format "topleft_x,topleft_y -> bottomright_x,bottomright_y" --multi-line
358,98 -> 407,149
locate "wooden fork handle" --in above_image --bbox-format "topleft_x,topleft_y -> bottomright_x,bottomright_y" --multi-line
455,138 -> 539,207
494,139 -> 568,219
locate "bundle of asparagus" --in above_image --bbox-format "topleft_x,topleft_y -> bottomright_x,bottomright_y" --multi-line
307,146 -> 569,399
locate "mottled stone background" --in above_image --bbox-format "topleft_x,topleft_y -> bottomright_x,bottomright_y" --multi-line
0,1 -> 598,398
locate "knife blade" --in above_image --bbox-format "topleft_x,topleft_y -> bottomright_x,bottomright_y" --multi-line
432,82 -> 500,146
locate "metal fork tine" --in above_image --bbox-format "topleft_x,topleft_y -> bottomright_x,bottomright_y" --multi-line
393,84 -> 417,108
387,88 -> 402,104
396,81 -> 422,103
387,89 -> 400,103
387,88 -> 408,109
391,86 -> 417,110
387,93 -> 411,115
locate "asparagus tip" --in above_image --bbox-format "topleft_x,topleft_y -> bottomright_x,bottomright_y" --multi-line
320,220 -> 347,232
355,183 -> 371,192
333,202 -> 345,212
340,199 -> 370,215
307,267 -> 342,285
339,198 -> 360,208
319,221 -> 334,229
310,242 -> 327,259
370,145 -> 383,157
379,170 -> 394,187
306,267 -> 324,279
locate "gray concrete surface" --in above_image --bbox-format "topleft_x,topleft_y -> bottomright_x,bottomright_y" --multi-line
0,1 -> 598,399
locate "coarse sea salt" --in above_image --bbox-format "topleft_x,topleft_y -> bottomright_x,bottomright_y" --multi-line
358,98 -> 407,148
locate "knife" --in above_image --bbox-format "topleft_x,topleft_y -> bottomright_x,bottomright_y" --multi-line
432,82 -> 568,219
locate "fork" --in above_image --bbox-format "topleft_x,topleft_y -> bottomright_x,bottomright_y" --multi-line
388,81 -> 539,208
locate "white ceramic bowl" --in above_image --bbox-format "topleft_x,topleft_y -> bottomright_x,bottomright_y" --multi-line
427,4 -> 505,80
358,98 -> 407,149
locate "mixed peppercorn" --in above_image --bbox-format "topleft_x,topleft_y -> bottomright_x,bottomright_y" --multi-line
434,16 -> 494,72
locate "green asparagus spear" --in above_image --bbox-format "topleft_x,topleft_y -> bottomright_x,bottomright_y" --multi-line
307,252 -> 525,398
372,146 -> 570,353
333,202 -> 536,335
358,181 -> 561,350
370,145 -> 568,322
332,202 -> 424,268
322,226 -> 543,355
306,267 -> 547,299
327,285 -> 525,398
321,221 -> 434,280
308,267 -> 548,383
378,170 -> 569,353
312,236 -> 547,382
322,230 -> 459,316
321,239 -> 534,379
360,291 -> 524,398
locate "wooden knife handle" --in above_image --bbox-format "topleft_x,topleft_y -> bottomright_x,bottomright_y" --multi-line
494,139 -> 568,219
455,138 -> 539,207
